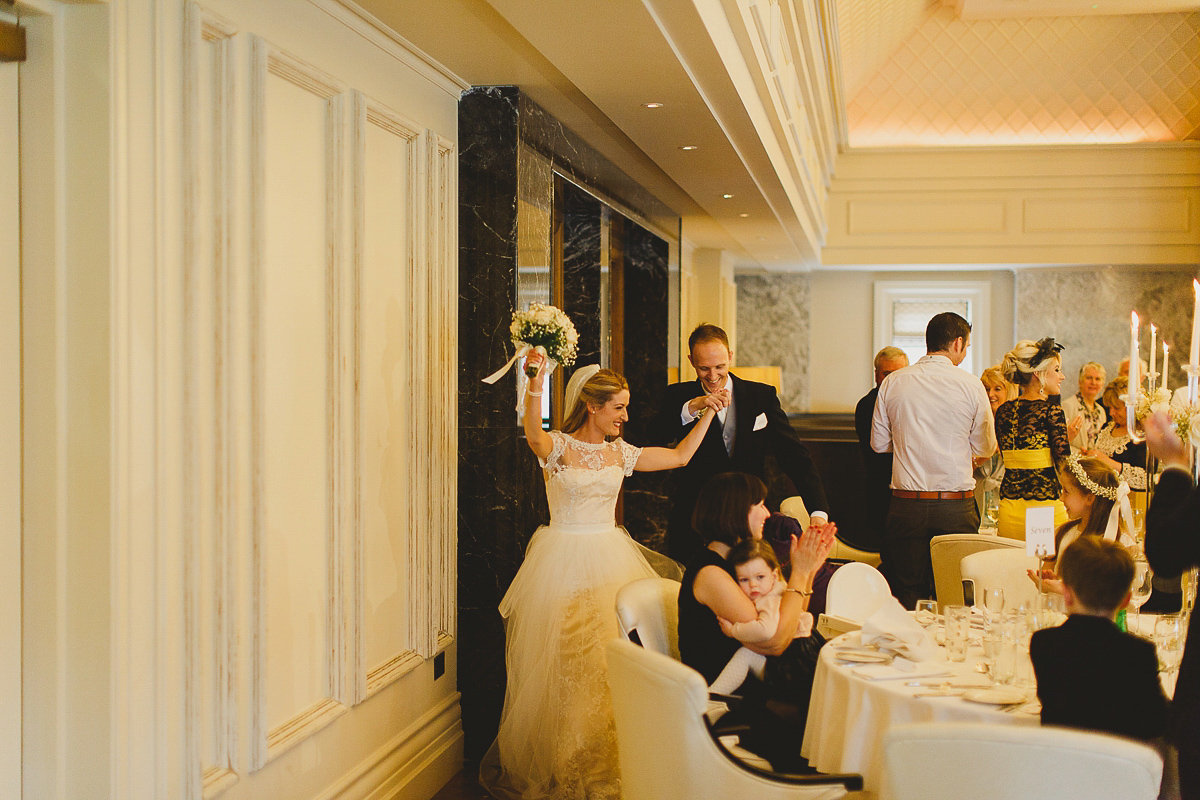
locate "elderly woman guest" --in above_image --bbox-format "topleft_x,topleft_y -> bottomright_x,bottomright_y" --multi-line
1061,362 -> 1107,453
1087,376 -> 1147,509
974,366 -> 1014,523
995,339 -> 1071,540
678,471 -> 835,771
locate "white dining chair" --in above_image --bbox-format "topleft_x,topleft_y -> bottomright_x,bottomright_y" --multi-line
930,533 -> 1023,609
824,562 -> 891,622
780,496 -> 882,567
607,638 -> 863,800
959,548 -> 1039,610
615,577 -> 681,659
884,722 -> 1163,800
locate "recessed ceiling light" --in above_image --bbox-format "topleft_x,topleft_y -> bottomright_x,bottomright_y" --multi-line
679,145 -> 698,151
642,102 -> 664,109
722,193 -> 734,199
739,213 -> 749,218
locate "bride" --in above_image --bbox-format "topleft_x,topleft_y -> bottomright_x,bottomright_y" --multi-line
480,351 -> 725,800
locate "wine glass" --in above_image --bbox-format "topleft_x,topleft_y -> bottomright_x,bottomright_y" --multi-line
915,599 -> 938,629
1128,560 -> 1153,635
1155,614 -> 1185,696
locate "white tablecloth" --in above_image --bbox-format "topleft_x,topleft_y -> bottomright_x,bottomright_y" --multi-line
801,631 -> 1038,797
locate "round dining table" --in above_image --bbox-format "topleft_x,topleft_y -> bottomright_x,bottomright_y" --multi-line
801,631 -> 1039,798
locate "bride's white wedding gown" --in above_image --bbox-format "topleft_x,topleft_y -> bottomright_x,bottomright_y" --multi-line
480,430 -> 679,800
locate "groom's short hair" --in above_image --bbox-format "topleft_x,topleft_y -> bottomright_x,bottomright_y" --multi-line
688,324 -> 730,353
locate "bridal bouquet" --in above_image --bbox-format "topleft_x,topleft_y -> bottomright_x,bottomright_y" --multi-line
482,303 -> 579,409
510,303 -> 579,376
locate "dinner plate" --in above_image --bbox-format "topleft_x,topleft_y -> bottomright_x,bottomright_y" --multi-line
961,687 -> 1027,705
835,651 -> 892,664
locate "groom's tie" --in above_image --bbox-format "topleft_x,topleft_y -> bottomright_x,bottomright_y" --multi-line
721,391 -> 736,456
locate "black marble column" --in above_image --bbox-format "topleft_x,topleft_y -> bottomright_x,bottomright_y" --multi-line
619,219 -> 672,554
458,86 -> 547,760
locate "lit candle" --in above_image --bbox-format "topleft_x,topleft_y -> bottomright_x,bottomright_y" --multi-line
1149,324 -> 1157,391
1130,311 -> 1140,390
1190,280 -> 1200,373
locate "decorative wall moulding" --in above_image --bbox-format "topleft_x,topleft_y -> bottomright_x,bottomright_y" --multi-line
181,6 -> 458,787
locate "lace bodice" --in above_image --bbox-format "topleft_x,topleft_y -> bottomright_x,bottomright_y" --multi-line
538,431 -> 641,526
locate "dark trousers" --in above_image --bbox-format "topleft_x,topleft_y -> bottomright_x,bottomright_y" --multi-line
882,496 -> 979,610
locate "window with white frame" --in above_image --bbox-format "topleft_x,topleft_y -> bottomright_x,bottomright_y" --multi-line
873,281 -> 991,376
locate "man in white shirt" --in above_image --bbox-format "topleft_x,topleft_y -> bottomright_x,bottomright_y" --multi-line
871,312 -> 997,609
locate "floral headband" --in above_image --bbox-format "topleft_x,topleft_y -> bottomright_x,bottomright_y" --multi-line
1063,454 -> 1118,501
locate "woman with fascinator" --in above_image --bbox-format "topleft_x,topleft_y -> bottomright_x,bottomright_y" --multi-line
995,338 -> 1072,539
480,352 -> 725,800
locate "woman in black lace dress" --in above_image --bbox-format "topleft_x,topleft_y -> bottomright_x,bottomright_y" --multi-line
995,339 -> 1071,540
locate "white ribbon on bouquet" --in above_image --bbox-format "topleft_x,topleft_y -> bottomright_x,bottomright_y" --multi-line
482,343 -> 556,411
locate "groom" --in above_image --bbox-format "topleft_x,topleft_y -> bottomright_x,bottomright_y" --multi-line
650,324 -> 830,562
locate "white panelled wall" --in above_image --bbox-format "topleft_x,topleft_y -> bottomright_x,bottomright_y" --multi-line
19,0 -> 461,798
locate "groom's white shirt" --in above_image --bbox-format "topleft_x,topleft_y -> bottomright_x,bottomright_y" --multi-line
679,375 -> 828,523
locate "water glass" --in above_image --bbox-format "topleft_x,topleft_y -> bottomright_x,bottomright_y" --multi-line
1129,560 -> 1153,633
915,599 -> 938,629
991,619 -> 1018,685
944,604 -> 971,662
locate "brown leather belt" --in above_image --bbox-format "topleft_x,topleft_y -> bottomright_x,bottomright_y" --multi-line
891,489 -> 973,500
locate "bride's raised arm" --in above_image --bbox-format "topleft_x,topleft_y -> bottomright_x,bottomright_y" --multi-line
634,393 -> 723,472
523,352 -> 554,461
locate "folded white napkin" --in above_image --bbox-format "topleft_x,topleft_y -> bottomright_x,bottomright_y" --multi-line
860,598 -> 941,662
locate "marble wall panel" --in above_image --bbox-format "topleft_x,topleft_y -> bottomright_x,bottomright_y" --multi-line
561,180 -> 603,367
458,85 -> 530,759
620,219 -> 671,554
1016,266 -> 1196,392
735,274 -> 812,413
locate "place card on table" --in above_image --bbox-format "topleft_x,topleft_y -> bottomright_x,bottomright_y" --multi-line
1025,506 -> 1055,558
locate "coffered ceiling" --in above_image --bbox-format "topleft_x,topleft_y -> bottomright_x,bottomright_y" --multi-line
835,0 -> 1200,147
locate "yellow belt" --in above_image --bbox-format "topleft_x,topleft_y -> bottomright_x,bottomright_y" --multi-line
1002,448 -> 1053,469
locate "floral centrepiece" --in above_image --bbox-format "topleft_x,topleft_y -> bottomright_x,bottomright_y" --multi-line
510,303 -> 579,376
1132,386 -> 1200,445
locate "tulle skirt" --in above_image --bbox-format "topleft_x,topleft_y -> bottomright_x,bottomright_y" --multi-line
479,522 -> 679,800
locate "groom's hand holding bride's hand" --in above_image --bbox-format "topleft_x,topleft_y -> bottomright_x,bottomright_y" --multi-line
687,390 -> 729,417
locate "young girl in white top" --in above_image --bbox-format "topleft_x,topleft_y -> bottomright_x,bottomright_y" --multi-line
1029,455 -> 1133,590
710,539 -> 813,695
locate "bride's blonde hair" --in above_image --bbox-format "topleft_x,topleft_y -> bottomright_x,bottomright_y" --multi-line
562,369 -> 629,434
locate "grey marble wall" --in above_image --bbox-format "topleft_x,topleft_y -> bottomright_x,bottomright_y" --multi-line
1016,266 -> 1197,392
735,274 -> 812,412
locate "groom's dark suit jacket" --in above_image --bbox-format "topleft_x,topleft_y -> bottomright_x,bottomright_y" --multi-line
649,373 -> 828,561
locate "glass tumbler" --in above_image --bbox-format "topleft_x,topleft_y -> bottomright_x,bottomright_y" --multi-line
944,604 -> 971,662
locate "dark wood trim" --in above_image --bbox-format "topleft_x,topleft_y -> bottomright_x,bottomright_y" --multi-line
0,19 -> 25,63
